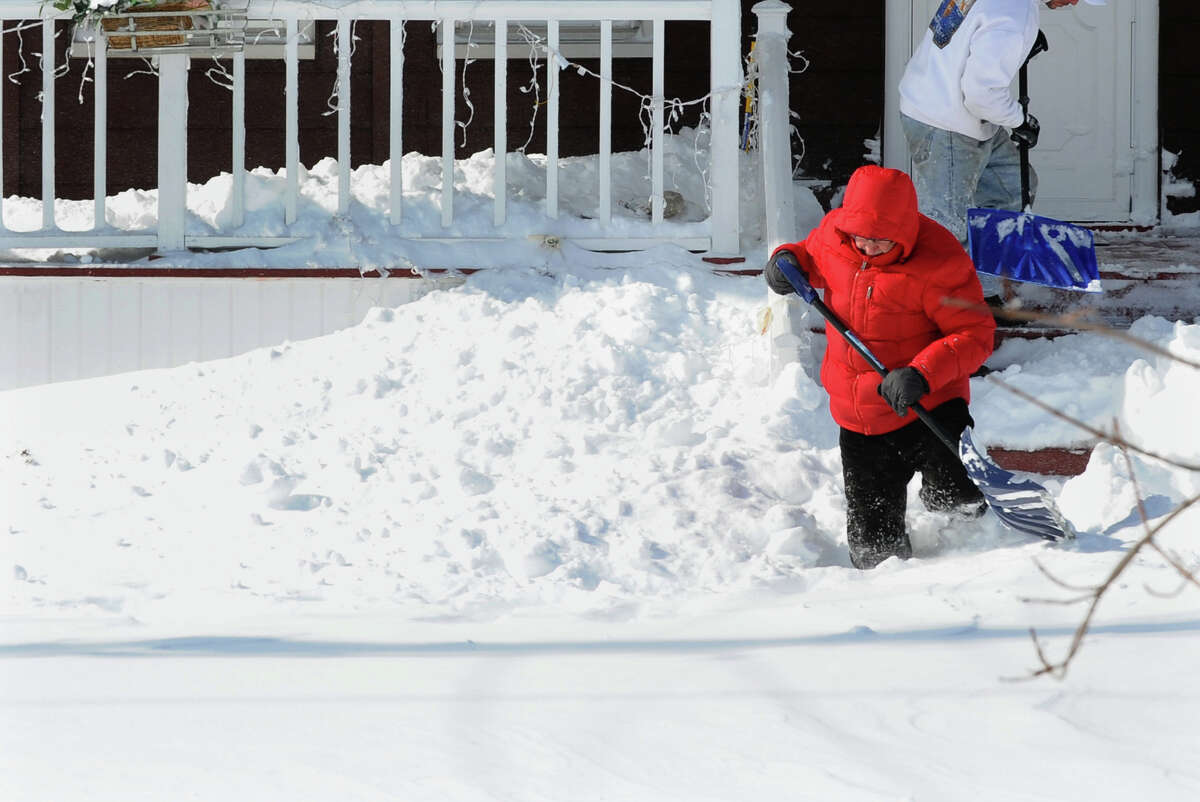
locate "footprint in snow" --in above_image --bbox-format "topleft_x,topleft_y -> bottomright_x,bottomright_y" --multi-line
264,477 -> 329,511
458,467 -> 495,496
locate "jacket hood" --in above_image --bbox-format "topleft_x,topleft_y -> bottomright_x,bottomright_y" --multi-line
833,165 -> 921,263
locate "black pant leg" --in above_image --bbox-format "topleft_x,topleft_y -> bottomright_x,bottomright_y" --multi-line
914,399 -> 986,515
840,427 -> 915,569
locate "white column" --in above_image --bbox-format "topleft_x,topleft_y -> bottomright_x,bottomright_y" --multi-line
753,0 -> 796,251
285,16 -> 299,225
708,0 -> 741,254
41,19 -> 56,230
390,19 -> 404,224
231,52 -> 245,228
93,28 -> 107,230
493,18 -> 507,226
752,1 -> 812,382
156,55 -> 189,251
598,19 -> 612,226
651,18 -> 664,225
546,19 -> 559,220
337,17 -> 352,215
441,17 -> 456,227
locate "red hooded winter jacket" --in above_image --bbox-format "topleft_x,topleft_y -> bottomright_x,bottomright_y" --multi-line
772,165 -> 995,435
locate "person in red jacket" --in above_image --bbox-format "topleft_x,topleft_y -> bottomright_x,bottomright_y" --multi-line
764,165 -> 996,569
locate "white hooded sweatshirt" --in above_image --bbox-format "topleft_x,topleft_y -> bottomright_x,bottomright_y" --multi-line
899,0 -> 1039,141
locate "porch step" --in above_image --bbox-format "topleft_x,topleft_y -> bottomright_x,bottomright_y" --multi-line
986,445 -> 1094,477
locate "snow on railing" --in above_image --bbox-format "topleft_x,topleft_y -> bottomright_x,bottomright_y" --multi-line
0,0 -> 743,258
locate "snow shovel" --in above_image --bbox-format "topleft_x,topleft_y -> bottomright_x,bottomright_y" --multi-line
966,54 -> 1100,292
775,257 -> 1076,542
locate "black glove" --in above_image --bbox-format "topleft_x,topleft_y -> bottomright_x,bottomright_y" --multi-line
1010,113 -> 1040,149
764,249 -> 814,301
878,367 -> 929,417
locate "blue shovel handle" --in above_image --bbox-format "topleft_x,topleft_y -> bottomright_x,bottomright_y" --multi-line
776,256 -> 961,456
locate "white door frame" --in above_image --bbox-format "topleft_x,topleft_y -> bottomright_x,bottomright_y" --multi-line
883,0 -> 1159,225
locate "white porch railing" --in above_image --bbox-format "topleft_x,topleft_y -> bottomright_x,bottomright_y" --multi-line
0,0 -> 743,257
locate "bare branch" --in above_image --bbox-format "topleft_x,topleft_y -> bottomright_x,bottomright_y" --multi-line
1025,491 -> 1200,679
1147,536 -> 1200,592
946,296 -> 1199,679
943,298 -> 1200,371
1028,557 -> 1100,594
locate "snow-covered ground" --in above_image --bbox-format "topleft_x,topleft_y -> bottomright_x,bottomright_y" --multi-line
3,142 -> 1200,800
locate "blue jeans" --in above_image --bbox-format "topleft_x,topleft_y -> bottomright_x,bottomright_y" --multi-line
900,113 -> 1036,297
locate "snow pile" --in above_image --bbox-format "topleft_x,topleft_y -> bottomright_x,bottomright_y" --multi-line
1058,317 -> 1200,537
5,255 -> 1199,643
3,202 -> 1199,800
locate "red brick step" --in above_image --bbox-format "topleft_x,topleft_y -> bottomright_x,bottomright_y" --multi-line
987,445 -> 1093,476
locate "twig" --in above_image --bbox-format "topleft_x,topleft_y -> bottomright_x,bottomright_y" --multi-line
1026,491 -> 1200,679
943,298 -> 1200,371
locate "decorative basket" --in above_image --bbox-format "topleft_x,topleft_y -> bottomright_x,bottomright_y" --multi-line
101,0 -> 211,50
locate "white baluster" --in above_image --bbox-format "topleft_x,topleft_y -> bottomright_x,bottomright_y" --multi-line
231,52 -> 245,229
285,16 -> 299,225
709,0 -> 742,254
651,18 -> 664,225
441,17 -> 455,227
390,18 -> 404,224
599,19 -> 612,226
493,17 -> 507,226
546,18 -> 559,220
42,19 -> 56,230
156,55 -> 189,251
337,17 -> 351,215
93,27 -> 107,230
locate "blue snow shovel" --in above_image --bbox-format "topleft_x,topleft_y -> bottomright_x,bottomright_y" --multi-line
966,44 -> 1100,292
775,256 -> 1075,542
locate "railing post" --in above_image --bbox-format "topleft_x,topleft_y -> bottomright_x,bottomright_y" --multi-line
285,16 -> 299,226
157,54 -> 189,251
93,26 -> 108,230
441,17 -> 456,227
391,19 -> 405,225
753,1 -> 812,381
709,0 -> 741,255
546,19 -> 560,220
598,19 -> 612,226
651,18 -> 664,225
41,19 -> 56,231
231,52 -> 245,228
337,17 -> 352,215
493,18 -> 507,226
753,0 -> 796,251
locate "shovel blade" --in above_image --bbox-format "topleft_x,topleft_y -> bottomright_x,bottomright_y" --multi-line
958,427 -> 1076,542
967,208 -> 1100,292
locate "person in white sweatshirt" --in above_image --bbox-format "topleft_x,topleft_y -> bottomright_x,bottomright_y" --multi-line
898,0 -> 1106,304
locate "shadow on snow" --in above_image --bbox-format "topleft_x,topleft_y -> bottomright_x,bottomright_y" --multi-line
5,619 -> 1200,658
